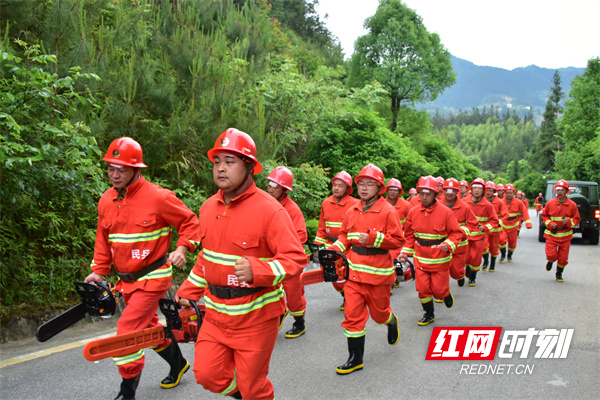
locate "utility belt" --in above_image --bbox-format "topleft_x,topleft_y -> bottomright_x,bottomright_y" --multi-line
207,283 -> 266,299
415,238 -> 446,247
507,216 -> 519,221
554,226 -> 568,232
117,254 -> 168,282
351,245 -> 389,255
327,235 -> 338,243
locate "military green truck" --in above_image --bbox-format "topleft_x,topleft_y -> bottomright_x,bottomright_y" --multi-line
538,180 -> 599,245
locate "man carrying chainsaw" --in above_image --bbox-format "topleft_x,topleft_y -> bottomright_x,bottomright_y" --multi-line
266,166 -> 309,339
84,137 -> 201,400
175,128 -> 306,400
327,164 -> 404,375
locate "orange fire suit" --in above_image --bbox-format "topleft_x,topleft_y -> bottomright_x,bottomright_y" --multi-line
401,201 -> 462,303
409,194 -> 421,208
463,197 -> 499,272
279,194 -> 308,317
328,196 -> 404,339
176,182 -> 306,400
541,197 -> 581,268
500,197 -> 532,252
91,176 -> 200,379
388,197 -> 411,259
534,196 -> 544,213
484,197 -> 509,257
442,198 -> 479,280
314,194 -> 359,292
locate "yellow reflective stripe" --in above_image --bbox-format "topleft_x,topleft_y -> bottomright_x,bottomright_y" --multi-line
289,309 -> 304,317
344,329 -> 366,338
333,240 -> 346,252
108,227 -> 171,243
415,254 -> 452,264
113,350 -> 144,366
460,226 -> 470,235
490,227 -> 503,233
523,219 -> 532,224
400,217 -> 407,224
420,296 -> 433,303
373,232 -> 385,248
203,249 -> 241,266
444,239 -> 456,252
186,270 -> 207,288
189,240 -> 200,247
401,247 -> 415,255
470,231 -> 485,237
503,221 -> 520,230
136,266 -> 172,281
458,239 -> 468,247
314,237 -> 327,245
550,217 -> 563,221
415,232 -> 447,240
485,223 -> 493,231
508,212 -> 521,217
205,287 -> 284,316
544,229 -> 573,238
476,216 -> 489,222
347,232 -> 361,240
268,260 -> 286,285
325,221 -> 342,228
218,370 -> 237,396
349,262 -> 394,276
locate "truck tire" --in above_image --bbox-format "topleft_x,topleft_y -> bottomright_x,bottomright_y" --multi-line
538,223 -> 546,242
588,229 -> 599,245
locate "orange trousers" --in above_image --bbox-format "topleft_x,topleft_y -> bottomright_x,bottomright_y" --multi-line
193,317 -> 279,400
414,263 -> 451,300
449,249 -> 467,280
282,272 -> 306,316
466,239 -> 485,271
545,237 -> 572,267
483,232 -> 500,256
341,280 -> 392,335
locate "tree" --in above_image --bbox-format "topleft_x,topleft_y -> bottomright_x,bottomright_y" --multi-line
530,70 -> 564,173
346,0 -> 455,131
555,58 -> 600,182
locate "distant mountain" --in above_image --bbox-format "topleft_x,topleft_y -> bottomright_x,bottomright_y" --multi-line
418,56 -> 586,119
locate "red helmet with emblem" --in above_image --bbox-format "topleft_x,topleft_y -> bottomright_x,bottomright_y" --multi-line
470,177 -> 487,194
459,180 -> 468,187
386,178 -> 404,195
417,175 -> 439,192
355,164 -> 386,194
505,183 -> 515,192
207,128 -> 262,174
496,183 -> 505,191
443,178 -> 460,191
103,137 -> 148,168
485,181 -> 496,191
267,166 -> 294,191
554,179 -> 570,194
332,171 -> 353,195
408,188 -> 417,195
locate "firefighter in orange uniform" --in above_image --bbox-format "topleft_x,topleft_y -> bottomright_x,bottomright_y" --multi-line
459,180 -> 470,200
175,129 -> 306,400
463,178 -> 499,286
314,171 -> 359,310
84,137 -> 201,400
481,181 -> 509,272
499,184 -> 533,263
407,187 -> 417,202
534,192 -> 544,216
541,180 -> 581,282
399,176 -> 463,326
266,166 -> 308,339
328,164 -> 404,375
516,191 -> 529,237
440,178 -> 479,287
386,178 -> 411,290
496,183 -> 505,200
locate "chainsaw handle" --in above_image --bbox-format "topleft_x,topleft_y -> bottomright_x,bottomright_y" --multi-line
318,249 -> 349,282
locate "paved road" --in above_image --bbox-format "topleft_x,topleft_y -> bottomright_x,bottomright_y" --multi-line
1,210 -> 599,399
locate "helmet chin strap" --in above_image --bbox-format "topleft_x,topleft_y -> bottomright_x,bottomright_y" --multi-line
115,168 -> 140,200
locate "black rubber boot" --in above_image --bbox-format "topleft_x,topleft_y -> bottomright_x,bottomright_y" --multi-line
336,336 -> 365,375
229,390 -> 242,399
444,292 -> 454,308
468,270 -> 477,286
457,276 -> 465,287
387,314 -> 400,345
499,247 -> 506,263
114,373 -> 141,400
417,300 -> 435,326
556,267 -> 565,282
340,292 -> 345,311
507,250 -> 514,263
279,309 -> 288,330
285,316 -> 306,338
489,256 -> 497,272
481,253 -> 489,271
155,340 -> 190,389
546,261 -> 553,271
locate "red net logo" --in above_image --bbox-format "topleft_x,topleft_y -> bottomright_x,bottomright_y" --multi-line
426,327 -> 502,360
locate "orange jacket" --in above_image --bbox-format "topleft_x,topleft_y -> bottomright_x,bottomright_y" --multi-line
92,176 -> 200,294
501,197 -> 532,231
463,197 -> 499,241
409,194 -> 421,208
488,196 -> 509,234
280,194 -> 308,244
541,197 -> 581,241
329,196 -> 404,286
177,182 -> 306,329
314,194 -> 359,246
388,197 -> 412,228
401,200 -> 463,271
442,198 -> 479,253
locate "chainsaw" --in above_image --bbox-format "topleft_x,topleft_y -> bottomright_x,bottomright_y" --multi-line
36,281 -> 117,342
82,298 -> 204,362
301,248 -> 349,286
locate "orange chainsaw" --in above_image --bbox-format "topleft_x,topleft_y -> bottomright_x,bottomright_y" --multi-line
301,247 -> 349,286
83,299 -> 203,362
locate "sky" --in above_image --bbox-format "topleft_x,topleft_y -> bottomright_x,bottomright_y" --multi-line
315,0 -> 600,70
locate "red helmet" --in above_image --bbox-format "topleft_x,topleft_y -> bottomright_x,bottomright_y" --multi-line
538,192 -> 543,196
470,177 -> 486,193
554,179 -> 570,194
355,164 -> 386,194
436,176 -> 444,185
417,176 -> 439,192
459,180 -> 468,187
267,166 -> 294,191
485,181 -> 496,191
103,137 -> 147,168
386,178 -> 404,195
207,128 -> 262,174
496,183 -> 505,191
443,178 -> 460,191
517,190 -> 524,196
332,171 -> 353,195
409,188 -> 417,195
505,183 -> 515,192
